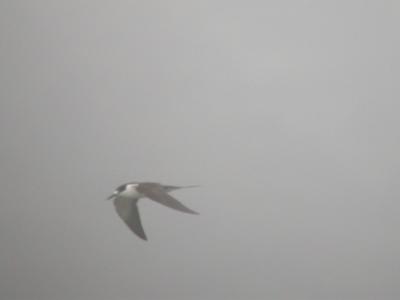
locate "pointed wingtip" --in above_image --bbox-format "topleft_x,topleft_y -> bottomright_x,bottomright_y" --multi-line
136,232 -> 148,241
174,185 -> 201,190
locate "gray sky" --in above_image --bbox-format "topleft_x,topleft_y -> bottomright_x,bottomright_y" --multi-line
1,1 -> 400,300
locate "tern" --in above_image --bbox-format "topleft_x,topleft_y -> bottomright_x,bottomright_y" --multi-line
107,182 -> 199,240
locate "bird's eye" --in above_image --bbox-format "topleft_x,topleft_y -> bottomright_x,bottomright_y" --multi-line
116,185 -> 127,193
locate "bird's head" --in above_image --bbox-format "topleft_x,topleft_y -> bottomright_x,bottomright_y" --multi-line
106,182 -> 139,200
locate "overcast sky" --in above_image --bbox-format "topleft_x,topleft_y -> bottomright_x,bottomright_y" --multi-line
1,1 -> 400,300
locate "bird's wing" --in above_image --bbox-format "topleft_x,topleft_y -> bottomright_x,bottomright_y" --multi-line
138,184 -> 198,215
113,197 -> 147,240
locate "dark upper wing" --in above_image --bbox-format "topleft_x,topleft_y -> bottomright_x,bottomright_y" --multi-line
113,197 -> 147,240
138,184 -> 198,215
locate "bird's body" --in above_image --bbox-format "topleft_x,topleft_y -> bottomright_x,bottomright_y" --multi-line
115,183 -> 143,199
107,182 -> 198,240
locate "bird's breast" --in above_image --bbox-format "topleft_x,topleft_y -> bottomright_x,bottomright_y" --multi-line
119,188 -> 143,199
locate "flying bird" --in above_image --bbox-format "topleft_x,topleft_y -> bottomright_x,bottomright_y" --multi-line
107,182 -> 199,240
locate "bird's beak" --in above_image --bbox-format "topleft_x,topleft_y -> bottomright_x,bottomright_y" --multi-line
106,193 -> 116,200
